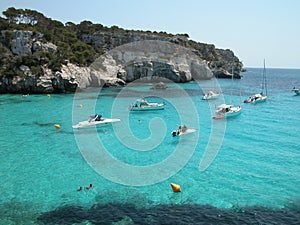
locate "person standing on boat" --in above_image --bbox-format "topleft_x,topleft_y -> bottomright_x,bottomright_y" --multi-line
89,114 -> 102,122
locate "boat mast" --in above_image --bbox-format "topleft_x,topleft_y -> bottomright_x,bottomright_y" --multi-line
262,59 -> 267,96
230,64 -> 234,105
264,59 -> 267,96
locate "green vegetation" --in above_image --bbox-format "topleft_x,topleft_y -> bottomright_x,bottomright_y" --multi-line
0,7 -> 240,79
0,7 -> 184,77
0,8 -> 102,76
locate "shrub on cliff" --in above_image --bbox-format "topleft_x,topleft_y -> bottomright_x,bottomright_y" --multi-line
0,7 -> 100,73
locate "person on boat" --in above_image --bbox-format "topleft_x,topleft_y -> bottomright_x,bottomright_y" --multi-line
219,107 -> 227,113
178,125 -> 187,133
89,114 -> 103,122
178,125 -> 182,133
95,114 -> 102,121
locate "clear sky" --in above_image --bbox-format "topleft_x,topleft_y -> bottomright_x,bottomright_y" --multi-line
1,0 -> 299,69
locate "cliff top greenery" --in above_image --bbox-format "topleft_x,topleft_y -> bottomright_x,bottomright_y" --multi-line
0,7 -> 192,77
0,7 -> 239,78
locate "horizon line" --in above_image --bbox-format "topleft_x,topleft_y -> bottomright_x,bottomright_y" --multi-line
245,66 -> 300,70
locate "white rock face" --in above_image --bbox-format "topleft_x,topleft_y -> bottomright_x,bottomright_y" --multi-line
0,31 -> 215,93
108,40 -> 213,82
32,41 -> 57,53
59,61 -> 125,91
11,31 -> 33,56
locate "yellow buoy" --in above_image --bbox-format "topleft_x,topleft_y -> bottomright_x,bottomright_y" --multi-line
79,104 -> 83,108
170,183 -> 181,192
54,124 -> 61,129
47,94 -> 51,98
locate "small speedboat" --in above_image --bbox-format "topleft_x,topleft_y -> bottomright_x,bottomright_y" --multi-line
202,91 -> 220,100
171,125 -> 196,137
72,117 -> 121,129
213,104 -> 242,119
292,87 -> 300,95
129,98 -> 164,111
244,93 -> 267,103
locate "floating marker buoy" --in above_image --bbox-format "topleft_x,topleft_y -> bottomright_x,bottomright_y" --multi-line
54,124 -> 61,129
79,104 -> 83,108
47,94 -> 51,98
170,183 -> 181,192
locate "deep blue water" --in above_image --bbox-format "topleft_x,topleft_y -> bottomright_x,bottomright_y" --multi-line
0,68 -> 299,224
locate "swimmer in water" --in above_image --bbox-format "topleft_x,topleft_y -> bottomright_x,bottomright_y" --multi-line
86,184 -> 93,190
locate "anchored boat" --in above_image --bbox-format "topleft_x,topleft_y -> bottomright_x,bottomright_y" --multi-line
72,114 -> 120,129
129,98 -> 164,111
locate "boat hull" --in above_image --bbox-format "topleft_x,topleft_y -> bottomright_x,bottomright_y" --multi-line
129,104 -> 164,111
171,128 -> 196,137
72,118 -> 121,129
202,94 -> 220,100
224,107 -> 242,117
202,91 -> 220,100
213,106 -> 242,119
244,95 -> 267,103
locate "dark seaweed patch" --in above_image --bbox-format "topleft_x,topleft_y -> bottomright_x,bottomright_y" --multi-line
37,203 -> 300,225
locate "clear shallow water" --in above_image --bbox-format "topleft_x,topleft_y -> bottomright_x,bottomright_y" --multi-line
0,68 -> 300,224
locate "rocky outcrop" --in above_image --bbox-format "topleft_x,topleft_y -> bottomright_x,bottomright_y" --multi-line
32,41 -> 57,53
9,30 -> 44,56
81,32 -> 188,50
106,40 -> 212,83
0,62 -> 125,93
0,30 -> 126,93
0,29 -> 242,93
81,32 -> 242,78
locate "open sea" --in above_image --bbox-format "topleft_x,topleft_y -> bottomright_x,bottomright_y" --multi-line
0,68 -> 300,224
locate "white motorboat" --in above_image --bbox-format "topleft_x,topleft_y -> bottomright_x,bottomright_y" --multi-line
244,93 -> 267,103
171,125 -> 196,137
129,98 -> 164,111
292,87 -> 300,95
72,116 -> 121,129
202,91 -> 220,100
213,104 -> 242,119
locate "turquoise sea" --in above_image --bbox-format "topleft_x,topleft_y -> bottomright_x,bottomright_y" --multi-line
0,68 -> 300,224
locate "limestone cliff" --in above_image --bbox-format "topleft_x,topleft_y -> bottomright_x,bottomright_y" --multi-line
81,32 -> 242,78
0,29 -> 241,93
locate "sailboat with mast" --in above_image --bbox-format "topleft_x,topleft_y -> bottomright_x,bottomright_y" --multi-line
244,60 -> 268,103
213,65 -> 242,119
